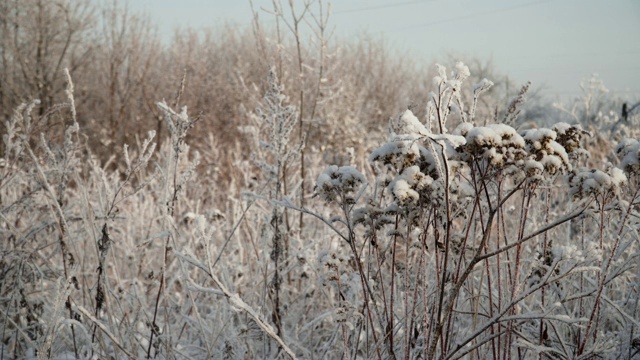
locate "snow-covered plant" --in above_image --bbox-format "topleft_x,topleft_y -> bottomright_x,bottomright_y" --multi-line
289,62 -> 640,359
239,67 -> 304,352
315,165 -> 366,204
0,71 -> 89,358
2,54 -> 639,360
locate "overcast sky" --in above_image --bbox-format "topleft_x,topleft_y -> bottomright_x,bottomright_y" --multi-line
128,0 -> 640,100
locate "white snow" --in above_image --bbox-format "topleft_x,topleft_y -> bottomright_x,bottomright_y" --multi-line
391,178 -> 419,204
453,61 -> 471,81
394,109 -> 430,136
473,78 -> 494,94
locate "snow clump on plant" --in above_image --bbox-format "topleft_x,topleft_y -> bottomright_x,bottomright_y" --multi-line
569,167 -> 627,199
315,165 -> 366,204
456,123 -> 526,168
615,138 -> 640,176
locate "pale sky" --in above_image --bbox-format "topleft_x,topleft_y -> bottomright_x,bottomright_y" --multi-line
128,0 -> 640,100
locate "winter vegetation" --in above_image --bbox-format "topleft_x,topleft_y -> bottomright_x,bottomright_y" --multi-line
1,0 -> 640,359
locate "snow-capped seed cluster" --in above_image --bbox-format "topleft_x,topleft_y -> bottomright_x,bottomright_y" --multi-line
389,165 -> 434,205
615,138 -> 640,176
453,61 -> 471,82
473,78 -> 494,95
456,123 -> 527,167
522,128 -> 571,174
553,122 -> 590,156
317,250 -> 353,272
452,122 -> 474,137
315,165 -> 366,204
369,115 -> 590,210
370,149 -> 442,208
523,159 -> 545,177
369,139 -> 420,171
452,122 -> 582,177
352,204 -> 395,235
391,109 -> 430,138
431,61 -> 470,90
569,167 -> 627,199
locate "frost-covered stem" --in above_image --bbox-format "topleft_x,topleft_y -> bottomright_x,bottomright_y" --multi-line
282,153 -> 292,242
147,238 -> 167,359
430,141 -> 453,358
429,209 -> 497,359
468,167 -> 495,308
352,241 -> 383,360
196,252 -> 297,359
454,195 -> 480,282
433,86 -> 446,134
387,214 -> 399,359
176,275 -> 212,356
428,180 -> 529,358
444,258 -> 562,360
417,212 -> 433,357
442,89 -> 455,127
148,103 -> 192,358
353,318 -> 363,360
454,92 -> 467,123
282,204 -> 349,242
403,218 -> 411,360
539,188 -> 551,357
147,173 -> 178,358
148,214 -> 176,357
483,234 -> 497,360
479,205 -> 586,261
271,157 -> 285,340
271,209 -> 284,339
373,242 -> 390,325
499,208 -> 513,300
579,217 -> 585,344
470,93 -> 480,123
470,157 -> 493,212
288,0 -> 309,237
579,187 -> 640,354
406,245 -> 425,360
93,137 -> 154,353
335,268 -> 350,357
211,192 -> 262,269
306,0 -> 326,127
270,0 -> 284,79
26,145 -> 78,357
36,71 -> 81,357
73,304 -> 135,359
515,189 -> 532,276
466,159 -> 500,358
433,213 -> 443,292
598,193 -> 606,250
494,181 -> 504,358
583,193 -> 608,349
506,186 -> 532,354
424,241 -> 434,358
339,196 -> 383,359
479,173 -> 497,356
300,0 -> 329,237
